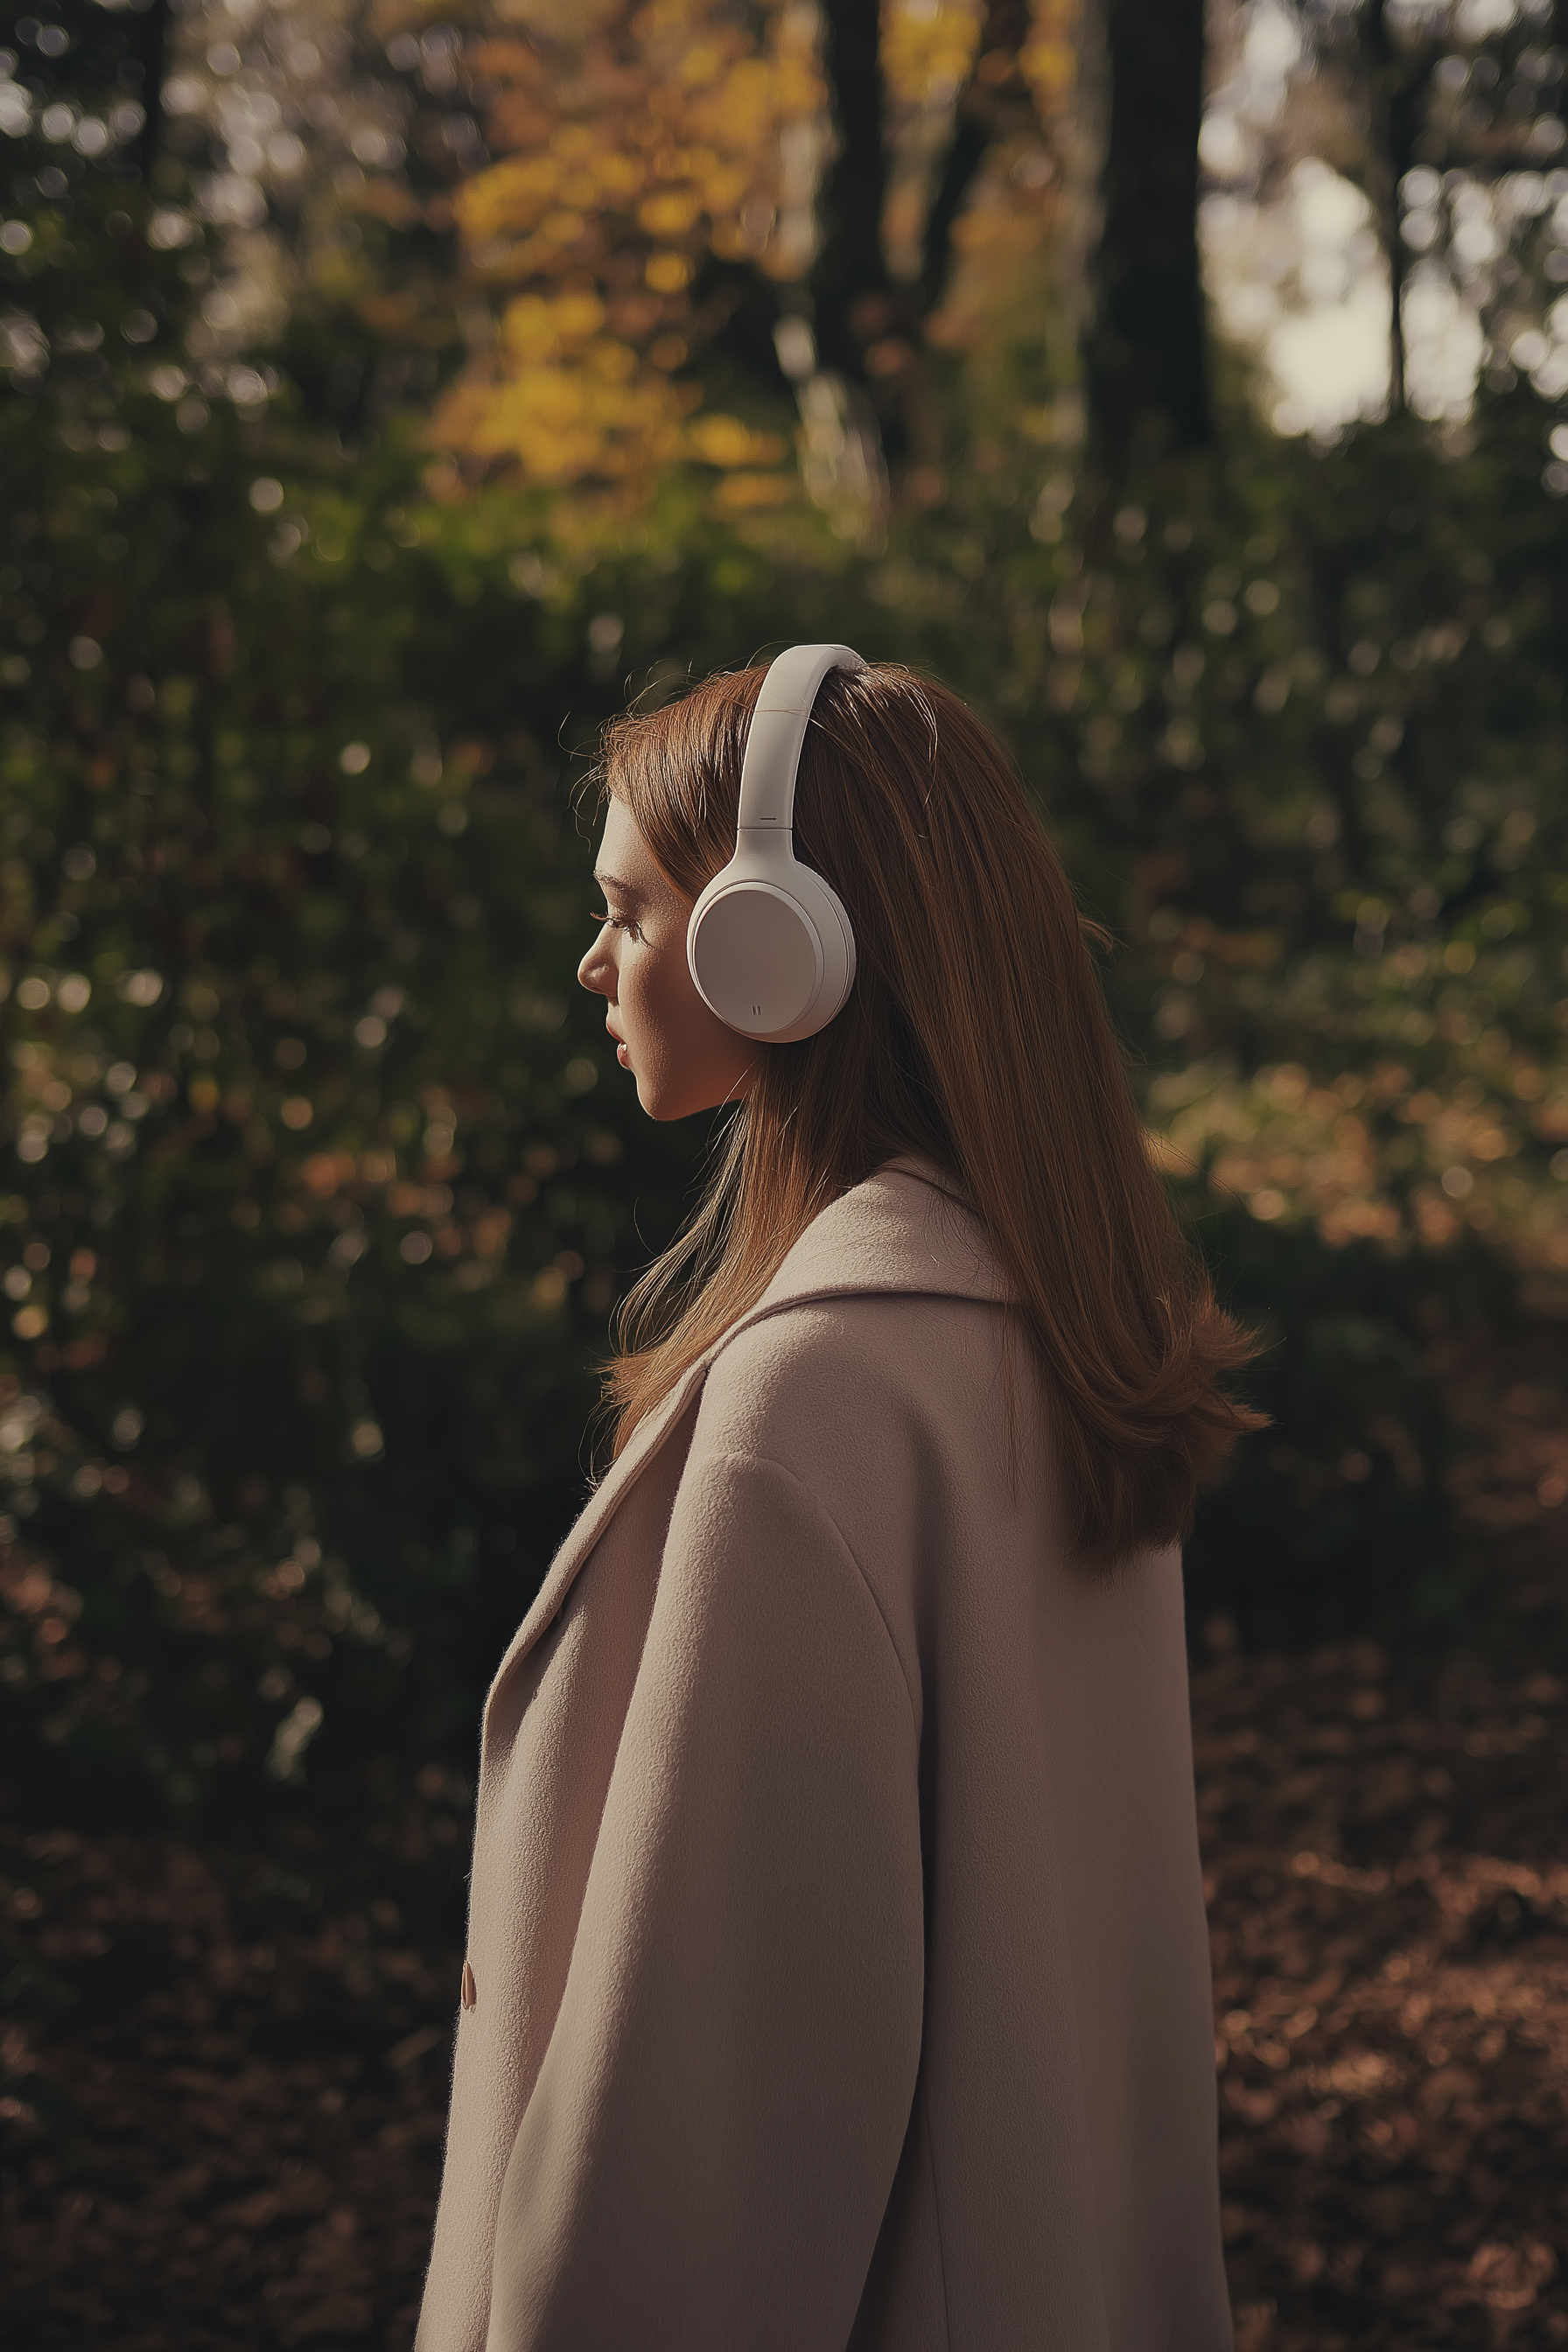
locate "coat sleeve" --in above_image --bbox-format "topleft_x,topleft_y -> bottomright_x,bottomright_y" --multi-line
485,1447 -> 927,2352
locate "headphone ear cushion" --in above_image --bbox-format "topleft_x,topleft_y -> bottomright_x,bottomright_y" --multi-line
777,864 -> 855,1038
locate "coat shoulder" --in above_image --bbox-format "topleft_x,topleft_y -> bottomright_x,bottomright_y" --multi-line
693,1289 -> 1007,1480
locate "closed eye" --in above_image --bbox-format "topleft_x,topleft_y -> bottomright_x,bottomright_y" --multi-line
591,907 -> 642,941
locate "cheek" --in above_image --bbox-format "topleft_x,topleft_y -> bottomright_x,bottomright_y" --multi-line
620,931 -> 753,1111
625,934 -> 689,1040
620,936 -> 704,1086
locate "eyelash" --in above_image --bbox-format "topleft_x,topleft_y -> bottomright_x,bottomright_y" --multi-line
592,908 -> 642,942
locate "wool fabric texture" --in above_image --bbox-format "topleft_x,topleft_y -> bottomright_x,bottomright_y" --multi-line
416,1161 -> 1233,2352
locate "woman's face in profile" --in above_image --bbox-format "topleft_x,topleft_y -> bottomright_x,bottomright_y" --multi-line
578,797 -> 758,1122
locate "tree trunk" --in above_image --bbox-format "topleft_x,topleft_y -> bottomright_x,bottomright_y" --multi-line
809,0 -> 892,386
1083,0 -> 1210,465
919,0 -> 1036,314
1360,0 -> 1422,420
134,0 -> 172,185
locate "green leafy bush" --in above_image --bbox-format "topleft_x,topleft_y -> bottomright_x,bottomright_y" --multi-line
3,186 -> 1564,1838
881,376 -> 1568,1274
0,190 -> 838,1824
1180,1208 -> 1520,1646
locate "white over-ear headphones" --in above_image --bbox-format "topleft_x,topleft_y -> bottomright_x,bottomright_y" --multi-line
686,643 -> 865,1043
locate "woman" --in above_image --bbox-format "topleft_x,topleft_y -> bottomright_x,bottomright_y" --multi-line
416,650 -> 1256,2351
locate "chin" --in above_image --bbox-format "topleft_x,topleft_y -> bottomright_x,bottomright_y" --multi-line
638,1076 -> 736,1123
633,1074 -> 676,1120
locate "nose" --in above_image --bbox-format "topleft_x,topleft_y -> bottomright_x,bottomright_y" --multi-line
578,931 -> 613,998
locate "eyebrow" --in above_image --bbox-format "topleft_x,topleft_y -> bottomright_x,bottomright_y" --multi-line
592,871 -> 648,902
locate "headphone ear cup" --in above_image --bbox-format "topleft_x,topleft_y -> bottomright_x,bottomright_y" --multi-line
688,863 -> 855,1043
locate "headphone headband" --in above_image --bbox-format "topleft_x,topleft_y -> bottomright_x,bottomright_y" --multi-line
735,643 -> 867,832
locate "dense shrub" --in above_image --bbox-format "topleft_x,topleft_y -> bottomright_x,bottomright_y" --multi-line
0,190 -> 870,1824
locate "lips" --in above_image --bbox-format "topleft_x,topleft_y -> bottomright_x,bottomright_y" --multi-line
606,1022 -> 629,1068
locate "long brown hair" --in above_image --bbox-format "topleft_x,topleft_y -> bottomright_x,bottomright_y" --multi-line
594,662 -> 1263,1571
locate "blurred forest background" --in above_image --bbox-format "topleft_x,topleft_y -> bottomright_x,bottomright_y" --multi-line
1,0 -> 1566,2345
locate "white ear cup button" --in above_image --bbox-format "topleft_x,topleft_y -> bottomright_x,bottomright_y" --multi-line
690,883 -> 822,1037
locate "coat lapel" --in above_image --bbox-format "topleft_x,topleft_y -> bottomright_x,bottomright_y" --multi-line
483,1160 -> 1011,1726
481,1350 -> 713,1714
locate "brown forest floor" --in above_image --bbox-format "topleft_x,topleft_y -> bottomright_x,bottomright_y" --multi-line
4,1362 -> 1567,2350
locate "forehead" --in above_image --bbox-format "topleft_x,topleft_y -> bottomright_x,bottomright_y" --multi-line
596,797 -> 676,898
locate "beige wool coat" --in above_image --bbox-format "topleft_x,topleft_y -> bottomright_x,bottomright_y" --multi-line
416,1161 -> 1234,2352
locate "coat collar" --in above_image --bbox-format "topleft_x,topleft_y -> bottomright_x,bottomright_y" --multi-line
482,1158 -> 1008,1723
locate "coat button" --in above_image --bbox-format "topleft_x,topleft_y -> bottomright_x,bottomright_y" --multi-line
461,1961 -> 477,2010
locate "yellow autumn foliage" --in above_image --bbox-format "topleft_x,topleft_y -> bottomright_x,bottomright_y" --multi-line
455,3 -> 822,274
879,0 -> 983,111
712,469 -> 799,512
687,414 -> 788,468
638,189 -> 704,238
1020,0 -> 1078,116
436,0 -> 1086,505
500,290 -> 610,362
449,357 -> 691,486
433,0 -> 826,501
